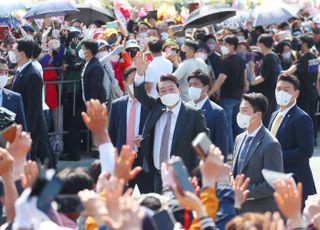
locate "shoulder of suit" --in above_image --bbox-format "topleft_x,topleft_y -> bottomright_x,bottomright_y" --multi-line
208,100 -> 224,112
2,88 -> 21,98
263,127 -> 280,143
111,95 -> 128,105
183,101 -> 201,112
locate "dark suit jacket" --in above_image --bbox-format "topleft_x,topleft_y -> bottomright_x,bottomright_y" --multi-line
134,83 -> 209,172
108,95 -> 149,151
201,99 -> 228,159
80,57 -> 106,106
2,88 -> 27,130
11,62 -> 46,138
268,105 -> 317,201
233,126 -> 283,213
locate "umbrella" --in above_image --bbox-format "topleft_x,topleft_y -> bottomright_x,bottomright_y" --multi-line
0,0 -> 27,14
253,1 -> 301,27
219,11 -> 251,30
65,4 -> 114,25
184,5 -> 236,29
0,16 -> 20,27
24,1 -> 79,19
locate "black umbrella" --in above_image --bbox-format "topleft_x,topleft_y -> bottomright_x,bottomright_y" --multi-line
24,1 -> 79,19
65,4 -> 115,25
184,5 -> 236,29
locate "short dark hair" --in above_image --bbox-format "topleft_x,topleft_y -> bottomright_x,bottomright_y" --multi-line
32,41 -> 42,59
17,38 -> 34,59
258,34 -> 274,48
277,74 -> 300,90
139,195 -> 162,211
148,39 -> 163,54
156,74 -> 179,92
224,35 -> 239,49
123,66 -> 137,81
71,19 -> 81,25
58,167 -> 94,195
0,57 -> 7,65
81,39 -> 99,56
197,42 -> 210,54
184,39 -> 198,52
88,159 -> 101,184
242,93 -> 269,117
300,35 -> 315,48
187,69 -> 211,87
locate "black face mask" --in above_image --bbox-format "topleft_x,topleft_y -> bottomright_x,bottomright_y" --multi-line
128,49 -> 138,58
108,36 -> 117,46
180,51 -> 186,61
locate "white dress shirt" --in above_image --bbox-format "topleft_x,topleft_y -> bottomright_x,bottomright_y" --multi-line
98,141 -> 115,174
32,61 -> 49,110
153,100 -> 182,170
278,101 -> 296,119
17,60 -> 32,73
145,56 -> 173,98
81,61 -> 89,103
126,96 -> 142,152
195,96 -> 208,109
246,123 -> 263,138
0,89 -> 3,107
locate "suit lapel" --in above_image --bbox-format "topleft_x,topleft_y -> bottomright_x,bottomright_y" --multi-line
241,127 -> 265,173
1,90 -> 7,107
144,101 -> 166,137
170,103 -> 189,156
276,106 -> 296,139
201,99 -> 211,118
12,63 -> 32,90
232,133 -> 246,175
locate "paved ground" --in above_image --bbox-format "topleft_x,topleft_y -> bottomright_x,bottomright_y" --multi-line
57,142 -> 320,193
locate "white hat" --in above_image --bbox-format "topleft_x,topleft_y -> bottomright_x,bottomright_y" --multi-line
125,39 -> 140,50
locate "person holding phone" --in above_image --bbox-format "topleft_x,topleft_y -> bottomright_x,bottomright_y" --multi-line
187,70 -> 228,160
233,92 -> 283,213
134,52 -> 209,193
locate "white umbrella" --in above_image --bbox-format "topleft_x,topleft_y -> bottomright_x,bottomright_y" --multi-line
253,1 -> 301,27
0,0 -> 27,15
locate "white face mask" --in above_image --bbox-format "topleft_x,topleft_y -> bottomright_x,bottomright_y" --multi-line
237,113 -> 251,129
196,52 -> 208,61
0,75 -> 8,88
220,46 -> 229,56
8,50 -> 17,64
176,37 -> 186,46
282,51 -> 291,60
78,49 -> 85,59
160,93 -> 180,107
128,84 -> 134,94
96,50 -> 109,60
138,32 -> 147,38
51,29 -> 60,39
276,90 -> 292,106
188,87 -> 202,101
161,32 -> 169,41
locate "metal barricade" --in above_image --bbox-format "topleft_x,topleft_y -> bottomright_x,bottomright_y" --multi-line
42,66 -> 90,152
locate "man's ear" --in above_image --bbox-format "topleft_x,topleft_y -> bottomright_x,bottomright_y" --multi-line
294,89 -> 300,99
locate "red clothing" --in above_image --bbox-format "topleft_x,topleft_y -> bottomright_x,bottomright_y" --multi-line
111,51 -> 131,91
43,64 -> 58,109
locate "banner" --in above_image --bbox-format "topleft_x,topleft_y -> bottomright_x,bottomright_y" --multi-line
113,0 -> 132,28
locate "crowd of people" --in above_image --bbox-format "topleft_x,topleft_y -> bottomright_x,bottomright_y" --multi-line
0,2 -> 320,230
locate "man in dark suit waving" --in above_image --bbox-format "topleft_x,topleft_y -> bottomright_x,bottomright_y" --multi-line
134,52 -> 209,193
268,75 -> 316,204
233,93 -> 283,213
63,39 -> 106,161
109,66 -> 152,193
187,69 -> 228,160
11,38 -> 55,167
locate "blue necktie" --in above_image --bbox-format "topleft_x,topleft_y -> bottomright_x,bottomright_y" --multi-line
12,70 -> 20,88
237,136 -> 254,174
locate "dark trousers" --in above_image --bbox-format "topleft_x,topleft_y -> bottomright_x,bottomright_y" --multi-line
128,152 -> 154,194
154,170 -> 163,194
298,93 -> 317,140
67,108 -> 86,158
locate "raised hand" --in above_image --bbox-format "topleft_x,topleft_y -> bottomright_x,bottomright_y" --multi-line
273,179 -> 304,228
232,174 -> 251,208
135,52 -> 150,76
200,145 -> 224,188
21,160 -> 39,189
113,145 -> 142,183
6,124 -> 32,160
0,147 -> 14,177
262,212 -> 286,230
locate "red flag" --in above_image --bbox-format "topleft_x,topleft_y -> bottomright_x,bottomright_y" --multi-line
114,0 -> 132,28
